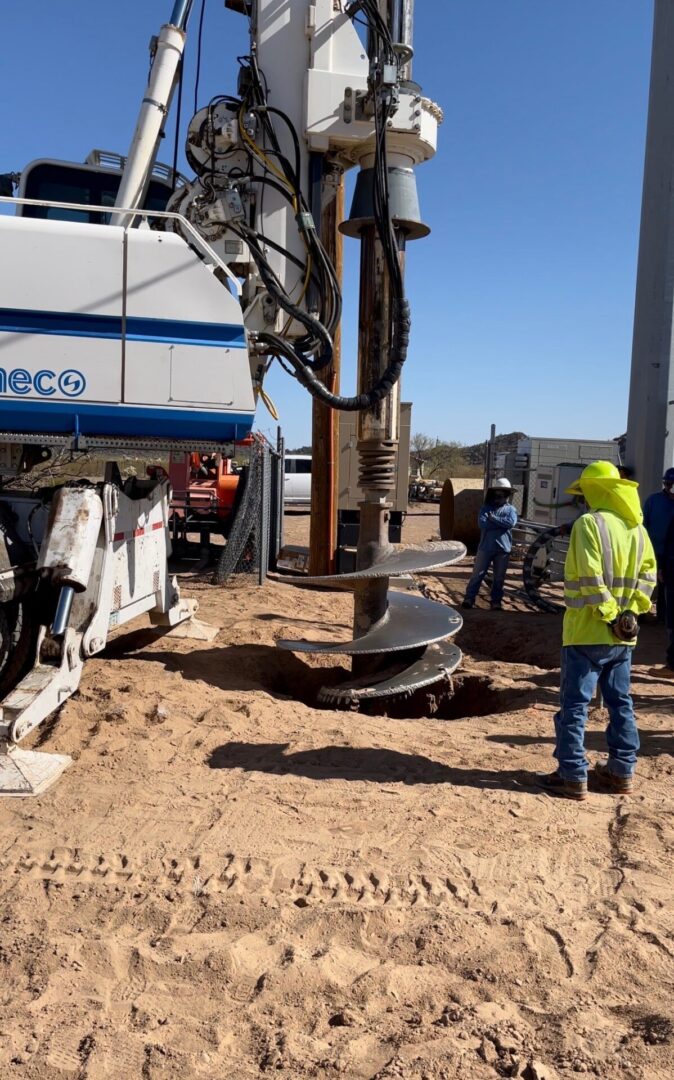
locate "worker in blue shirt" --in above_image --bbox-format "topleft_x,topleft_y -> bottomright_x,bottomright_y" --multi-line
643,467 -> 674,621
663,514 -> 674,675
650,513 -> 674,678
462,478 -> 518,611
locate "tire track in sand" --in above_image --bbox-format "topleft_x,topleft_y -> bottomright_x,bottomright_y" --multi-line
4,847 -> 491,912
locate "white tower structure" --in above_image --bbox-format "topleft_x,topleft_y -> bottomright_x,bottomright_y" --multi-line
626,0 -> 674,491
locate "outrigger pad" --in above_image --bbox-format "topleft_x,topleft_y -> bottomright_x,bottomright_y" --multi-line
165,617 -> 219,642
0,747 -> 72,797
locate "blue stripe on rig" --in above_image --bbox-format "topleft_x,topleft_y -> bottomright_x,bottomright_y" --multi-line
0,307 -> 247,349
0,399 -> 255,443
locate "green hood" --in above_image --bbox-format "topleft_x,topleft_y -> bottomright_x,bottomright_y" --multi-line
580,477 -> 643,527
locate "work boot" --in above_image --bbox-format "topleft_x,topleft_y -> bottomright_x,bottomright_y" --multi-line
593,761 -> 633,794
461,600 -> 474,610
536,770 -> 588,801
490,601 -> 503,611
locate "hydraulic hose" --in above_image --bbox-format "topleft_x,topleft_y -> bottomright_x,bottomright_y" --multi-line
233,4 -> 410,411
261,298 -> 411,412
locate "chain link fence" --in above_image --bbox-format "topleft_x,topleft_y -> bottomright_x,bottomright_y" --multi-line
213,433 -> 283,586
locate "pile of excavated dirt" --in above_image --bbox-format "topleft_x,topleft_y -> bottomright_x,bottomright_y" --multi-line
0,507 -> 672,1079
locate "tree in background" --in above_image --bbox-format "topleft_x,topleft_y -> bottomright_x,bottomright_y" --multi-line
410,433 -> 479,479
409,433 -> 434,476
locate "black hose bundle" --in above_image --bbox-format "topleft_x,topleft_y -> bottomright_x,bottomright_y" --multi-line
257,296 -> 411,411
256,0 -> 412,410
193,2 -> 413,411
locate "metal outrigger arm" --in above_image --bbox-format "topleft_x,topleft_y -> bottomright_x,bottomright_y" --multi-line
0,477 -> 196,797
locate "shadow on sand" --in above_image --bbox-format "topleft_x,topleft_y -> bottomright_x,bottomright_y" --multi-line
207,741 -> 539,795
486,728 -> 674,759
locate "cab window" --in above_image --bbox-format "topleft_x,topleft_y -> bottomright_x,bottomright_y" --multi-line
20,162 -> 173,224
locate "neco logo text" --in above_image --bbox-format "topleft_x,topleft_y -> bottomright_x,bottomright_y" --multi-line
0,368 -> 86,398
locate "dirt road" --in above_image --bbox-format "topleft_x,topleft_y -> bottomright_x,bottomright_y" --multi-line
0,507 -> 671,1078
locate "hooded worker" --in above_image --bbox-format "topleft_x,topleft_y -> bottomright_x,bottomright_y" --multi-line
538,461 -> 656,801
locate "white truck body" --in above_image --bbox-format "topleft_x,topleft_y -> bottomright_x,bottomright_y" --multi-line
284,454 -> 312,504
0,214 -> 255,444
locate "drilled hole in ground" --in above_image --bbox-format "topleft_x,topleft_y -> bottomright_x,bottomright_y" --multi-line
438,675 -> 530,720
273,655 -> 353,705
365,674 -> 532,722
273,662 -> 531,723
454,612 -> 560,669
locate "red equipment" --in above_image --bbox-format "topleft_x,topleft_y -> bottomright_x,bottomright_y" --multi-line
168,434 -> 256,546
169,453 -> 239,521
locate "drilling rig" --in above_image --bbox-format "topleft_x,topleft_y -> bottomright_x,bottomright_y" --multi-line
0,0 -> 464,795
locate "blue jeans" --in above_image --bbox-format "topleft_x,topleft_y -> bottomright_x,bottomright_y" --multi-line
655,558 -> 665,622
464,549 -> 510,604
666,582 -> 674,668
554,645 -> 639,782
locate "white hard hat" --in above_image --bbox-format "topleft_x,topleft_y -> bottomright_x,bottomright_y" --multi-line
490,478 -> 512,490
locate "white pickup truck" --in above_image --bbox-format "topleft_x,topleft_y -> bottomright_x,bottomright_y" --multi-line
284,454 -> 312,504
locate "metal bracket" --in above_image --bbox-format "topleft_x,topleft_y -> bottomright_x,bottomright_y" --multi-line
0,482 -> 197,797
0,432 -> 236,456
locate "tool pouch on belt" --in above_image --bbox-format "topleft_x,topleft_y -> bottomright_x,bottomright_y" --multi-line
610,610 -> 639,643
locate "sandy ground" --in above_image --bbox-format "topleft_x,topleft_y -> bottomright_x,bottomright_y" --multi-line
0,506 -> 672,1079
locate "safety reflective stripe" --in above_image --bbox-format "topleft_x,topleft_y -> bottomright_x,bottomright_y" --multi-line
615,590 -> 652,604
564,587 -> 613,601
633,526 -> 654,600
564,575 -> 604,588
636,525 -> 645,575
592,512 -> 614,588
567,513 -> 654,615
564,594 -> 612,608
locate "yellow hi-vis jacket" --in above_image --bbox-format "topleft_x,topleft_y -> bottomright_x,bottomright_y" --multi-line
563,481 -> 656,647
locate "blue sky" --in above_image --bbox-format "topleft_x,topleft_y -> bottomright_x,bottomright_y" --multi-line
3,1 -> 654,449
